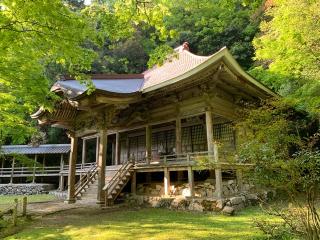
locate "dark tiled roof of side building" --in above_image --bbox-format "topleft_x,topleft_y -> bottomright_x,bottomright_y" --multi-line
0,144 -> 71,155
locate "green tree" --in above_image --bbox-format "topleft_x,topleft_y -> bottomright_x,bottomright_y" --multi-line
0,0 -> 98,143
236,100 -> 320,239
252,0 -> 320,115
164,0 -> 264,69
0,0 -> 172,144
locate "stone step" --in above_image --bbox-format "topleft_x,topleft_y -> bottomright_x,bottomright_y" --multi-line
85,190 -> 98,194
81,193 -> 97,198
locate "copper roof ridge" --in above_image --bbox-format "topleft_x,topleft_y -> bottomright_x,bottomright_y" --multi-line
63,73 -> 144,80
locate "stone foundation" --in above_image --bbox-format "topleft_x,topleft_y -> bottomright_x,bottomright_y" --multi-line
125,191 -> 274,214
137,179 -> 254,198
0,183 -> 55,195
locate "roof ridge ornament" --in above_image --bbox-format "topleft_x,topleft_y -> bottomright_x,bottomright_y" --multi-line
182,42 -> 189,51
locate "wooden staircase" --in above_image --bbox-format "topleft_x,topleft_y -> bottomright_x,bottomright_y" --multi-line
74,163 -> 98,202
103,162 -> 134,206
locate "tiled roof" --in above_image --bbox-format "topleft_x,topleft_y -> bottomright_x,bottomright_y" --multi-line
0,144 -> 71,155
52,78 -> 144,99
50,44 -> 210,97
142,46 -> 210,90
41,43 -> 277,104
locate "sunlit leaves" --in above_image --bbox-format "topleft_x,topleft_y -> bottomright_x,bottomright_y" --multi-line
252,0 -> 320,115
0,0 -> 97,143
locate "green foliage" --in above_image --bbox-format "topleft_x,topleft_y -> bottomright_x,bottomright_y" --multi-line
236,100 -> 319,189
0,0 -> 173,143
164,0 -> 264,69
236,100 -> 303,164
237,100 -> 320,239
253,215 -> 298,240
91,0 -> 265,73
252,0 -> 320,115
147,44 -> 174,68
0,0 -> 98,143
88,0 -> 174,74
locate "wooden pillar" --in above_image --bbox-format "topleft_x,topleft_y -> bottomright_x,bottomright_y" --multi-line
146,125 -> 152,164
187,166 -> 194,197
176,118 -> 184,183
206,110 -> 215,179
32,154 -> 37,184
164,167 -> 170,196
65,133 -> 78,204
175,117 -> 182,154
96,137 -> 99,163
131,171 -> 136,195
82,139 -> 86,165
126,136 -> 130,163
97,129 -> 107,204
10,157 -> 15,184
206,110 -> 222,198
214,145 -> 223,199
115,132 -> 120,165
59,154 -> 64,191
205,110 -> 214,155
236,169 -> 243,192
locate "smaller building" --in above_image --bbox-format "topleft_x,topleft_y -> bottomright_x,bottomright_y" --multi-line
0,144 -> 70,187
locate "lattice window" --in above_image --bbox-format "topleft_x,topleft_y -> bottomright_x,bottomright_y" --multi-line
182,124 -> 207,153
166,130 -> 175,153
152,129 -> 175,157
191,124 -> 207,152
129,135 -> 146,162
137,135 -> 146,161
213,122 -> 236,150
182,127 -> 192,153
120,140 -> 127,164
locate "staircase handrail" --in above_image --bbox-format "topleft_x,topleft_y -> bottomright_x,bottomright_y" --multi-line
74,163 -> 98,198
103,162 -> 132,194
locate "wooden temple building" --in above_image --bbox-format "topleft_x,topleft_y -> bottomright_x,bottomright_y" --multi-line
32,43 -> 276,205
0,144 -> 71,185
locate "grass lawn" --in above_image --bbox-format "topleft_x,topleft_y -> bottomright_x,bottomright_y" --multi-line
0,194 -> 57,206
4,206 -> 277,240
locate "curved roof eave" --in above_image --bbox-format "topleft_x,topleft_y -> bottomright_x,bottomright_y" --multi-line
142,47 -> 278,98
70,88 -> 141,101
221,48 -> 278,98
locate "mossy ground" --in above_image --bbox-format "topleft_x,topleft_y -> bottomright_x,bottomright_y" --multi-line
4,206 -> 278,240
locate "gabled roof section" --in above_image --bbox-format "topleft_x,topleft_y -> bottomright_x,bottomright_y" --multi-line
52,74 -> 144,99
142,43 -> 210,91
47,44 -> 276,99
1,144 -> 71,155
141,45 -> 277,97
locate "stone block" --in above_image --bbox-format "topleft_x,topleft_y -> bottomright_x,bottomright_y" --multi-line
222,206 -> 235,216
182,188 -> 191,197
229,196 -> 244,206
170,197 -> 190,210
233,202 -> 245,211
188,201 -> 204,212
215,199 -> 225,211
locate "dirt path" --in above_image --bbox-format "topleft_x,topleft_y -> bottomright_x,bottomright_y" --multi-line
27,201 -> 100,216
